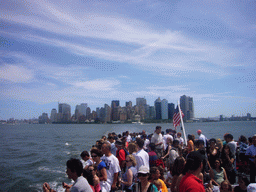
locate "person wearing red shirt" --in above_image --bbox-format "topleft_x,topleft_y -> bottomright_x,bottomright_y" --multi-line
179,151 -> 205,192
115,139 -> 126,171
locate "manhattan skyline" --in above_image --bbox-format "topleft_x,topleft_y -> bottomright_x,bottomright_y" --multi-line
1,0 -> 255,120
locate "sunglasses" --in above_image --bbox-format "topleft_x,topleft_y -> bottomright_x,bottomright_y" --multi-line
91,155 -> 98,158
126,160 -> 131,162
137,173 -> 148,177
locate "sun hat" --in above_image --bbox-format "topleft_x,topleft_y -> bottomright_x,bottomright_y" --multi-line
247,183 -> 256,192
137,166 -> 149,174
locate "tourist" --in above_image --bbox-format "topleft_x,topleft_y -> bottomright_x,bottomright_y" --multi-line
80,150 -> 93,170
221,144 -> 236,184
151,126 -> 164,158
83,166 -> 98,192
137,166 -> 158,192
209,158 -> 228,186
90,148 -> 107,190
179,151 -> 205,192
216,138 -> 224,154
142,134 -> 150,152
170,157 -> 186,192
120,154 -> 137,192
128,142 -> 137,156
149,167 -> 168,192
234,174 -> 250,192
187,134 -> 195,154
161,140 -> 179,168
208,138 -> 220,168
224,134 -> 237,156
135,137 -> 149,171
115,139 -> 127,171
197,129 -> 208,148
108,135 -> 117,157
43,158 -> 93,192
163,129 -> 173,151
238,135 -> 249,174
148,143 -> 158,167
153,180 -> 162,192
87,165 -> 101,192
175,132 -> 184,148
219,180 -> 233,192
101,142 -> 121,192
245,134 -> 256,183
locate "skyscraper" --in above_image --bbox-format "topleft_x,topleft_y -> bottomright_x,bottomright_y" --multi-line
154,97 -> 162,120
168,103 -> 175,120
161,99 -> 168,120
50,108 -> 57,122
58,103 -> 71,122
180,95 -> 194,122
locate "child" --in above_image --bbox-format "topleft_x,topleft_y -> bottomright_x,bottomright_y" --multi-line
153,180 -> 162,192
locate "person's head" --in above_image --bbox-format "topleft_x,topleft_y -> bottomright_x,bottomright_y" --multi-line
197,139 -> 205,149
220,180 -> 232,192
82,167 -> 94,186
188,134 -> 193,140
197,129 -> 202,136
149,143 -> 156,151
150,166 -> 161,180
252,135 -> 256,146
153,180 -> 162,191
239,135 -> 247,143
166,137 -> 173,145
128,142 -> 137,154
137,165 -> 150,181
115,139 -> 124,149
172,157 -> 186,176
66,158 -> 83,180
177,132 -> 182,138
126,154 -> 136,167
136,138 -> 144,149
80,151 -> 90,161
209,138 -> 216,148
216,138 -> 223,148
101,135 -> 106,140
222,144 -> 231,155
224,134 -> 233,143
173,139 -> 179,148
183,151 -> 204,173
90,148 -> 103,162
108,135 -> 114,143
213,158 -> 222,169
238,175 -> 250,188
101,141 -> 111,155
155,126 -> 162,134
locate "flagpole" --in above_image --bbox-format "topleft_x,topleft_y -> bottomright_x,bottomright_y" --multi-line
178,100 -> 187,146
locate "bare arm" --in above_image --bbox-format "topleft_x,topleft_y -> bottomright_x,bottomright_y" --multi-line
121,169 -> 133,187
111,172 -> 119,190
99,168 -> 107,181
223,168 -> 228,181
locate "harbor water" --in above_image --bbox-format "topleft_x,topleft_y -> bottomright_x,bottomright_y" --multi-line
0,121 -> 255,192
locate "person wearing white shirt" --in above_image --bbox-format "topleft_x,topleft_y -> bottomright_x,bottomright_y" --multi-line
197,130 -> 207,148
101,142 -> 121,192
151,126 -> 164,158
135,137 -> 149,172
80,151 -> 94,170
163,129 -> 173,151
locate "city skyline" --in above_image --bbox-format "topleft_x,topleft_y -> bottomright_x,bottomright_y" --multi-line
1,1 -> 256,120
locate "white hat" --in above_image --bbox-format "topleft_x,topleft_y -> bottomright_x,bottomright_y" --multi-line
247,183 -> 256,192
138,166 -> 149,174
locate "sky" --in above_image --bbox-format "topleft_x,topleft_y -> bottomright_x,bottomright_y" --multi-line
0,0 -> 256,120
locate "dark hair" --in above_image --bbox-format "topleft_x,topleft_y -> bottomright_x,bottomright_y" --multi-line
183,151 -> 203,172
209,138 -> 216,143
212,158 -> 222,169
172,157 -> 186,176
239,135 -> 247,143
90,148 -> 103,157
224,134 -> 233,140
80,151 -> 89,158
156,126 -> 161,130
173,140 -> 179,145
239,174 -> 250,186
248,137 -> 252,143
221,144 -> 232,159
198,139 -> 204,145
66,158 -> 83,176
136,138 -> 144,148
149,143 -> 156,151
150,166 -> 159,174
83,168 -> 94,186
188,134 -> 193,140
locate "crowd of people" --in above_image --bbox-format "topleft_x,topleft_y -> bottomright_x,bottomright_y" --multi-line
43,126 -> 256,192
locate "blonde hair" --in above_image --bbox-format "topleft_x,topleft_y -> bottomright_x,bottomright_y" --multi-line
153,180 -> 162,190
127,154 -> 137,166
216,138 -> 223,149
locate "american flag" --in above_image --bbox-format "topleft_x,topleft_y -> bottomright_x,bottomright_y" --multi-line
173,105 -> 184,129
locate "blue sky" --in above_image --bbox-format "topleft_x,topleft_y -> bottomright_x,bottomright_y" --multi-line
0,0 -> 255,120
